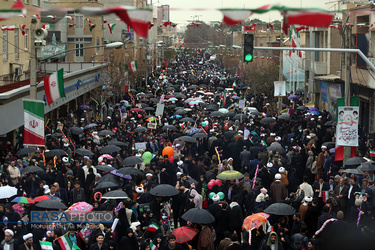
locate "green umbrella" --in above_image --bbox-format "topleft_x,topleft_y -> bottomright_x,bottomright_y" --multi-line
217,170 -> 244,180
343,169 -> 365,175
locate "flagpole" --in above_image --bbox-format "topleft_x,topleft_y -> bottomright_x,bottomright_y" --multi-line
30,18 -> 37,100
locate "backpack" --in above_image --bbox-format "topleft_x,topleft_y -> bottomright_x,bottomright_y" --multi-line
292,233 -> 307,250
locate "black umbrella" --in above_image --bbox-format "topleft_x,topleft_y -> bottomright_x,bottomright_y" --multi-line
344,157 -> 366,168
101,145 -> 121,154
206,105 -> 218,111
97,174 -> 121,184
167,104 -> 176,109
45,149 -> 67,157
296,106 -> 308,111
116,167 -> 144,175
224,112 -> 236,118
217,87 -> 224,90
102,190 -> 128,199
278,114 -> 291,121
232,114 -> 247,121
263,203 -> 296,215
50,133 -> 63,138
137,93 -> 146,97
36,199 -> 67,210
134,127 -> 148,133
260,117 -> 276,125
23,166 -> 44,173
16,148 -> 36,156
140,99 -> 149,103
150,184 -> 179,197
140,103 -> 148,108
357,161 -> 375,171
250,111 -> 262,116
122,157 -> 144,166
98,130 -> 115,136
175,93 -> 186,98
70,127 -> 83,135
187,178 -> 199,186
95,165 -> 116,171
210,111 -> 224,118
181,208 -> 215,224
324,120 -> 337,126
192,133 -> 208,139
177,136 -> 197,143
95,182 -> 118,190
175,109 -> 187,115
108,140 -> 129,147
129,89 -> 137,93
267,145 -> 286,154
150,98 -> 159,103
163,125 -> 178,131
187,85 -> 198,90
180,117 -> 195,123
144,107 -> 155,111
74,148 -> 94,156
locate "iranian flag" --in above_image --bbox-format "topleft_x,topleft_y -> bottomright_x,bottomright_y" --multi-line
289,26 -> 302,58
1,25 -> 15,31
57,234 -> 72,250
221,9 -> 252,26
23,100 -> 45,147
40,241 -> 53,250
44,68 -> 65,105
20,24 -> 26,35
108,23 -> 116,34
147,222 -> 159,232
128,61 -> 138,73
68,24 -> 76,28
89,24 -> 96,32
267,23 -> 274,31
322,191 -> 329,202
283,9 -> 334,33
42,24 -> 53,29
46,15 -> 55,20
370,149 -> 375,157
150,242 -> 158,250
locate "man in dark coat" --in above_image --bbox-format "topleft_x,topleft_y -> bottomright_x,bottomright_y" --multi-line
270,174 -> 287,203
240,146 -> 251,168
228,196 -> 243,243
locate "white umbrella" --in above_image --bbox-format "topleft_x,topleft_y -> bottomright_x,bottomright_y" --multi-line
0,186 -> 17,199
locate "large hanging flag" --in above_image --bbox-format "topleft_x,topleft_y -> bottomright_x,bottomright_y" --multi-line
89,24 -> 96,32
1,25 -> 15,31
127,61 -> 138,73
80,6 -> 152,37
40,241 -> 53,250
57,234 -> 72,250
44,68 -> 65,105
282,9 -> 334,33
220,9 -> 252,26
108,23 -> 116,34
23,100 -> 45,147
147,222 -> 159,232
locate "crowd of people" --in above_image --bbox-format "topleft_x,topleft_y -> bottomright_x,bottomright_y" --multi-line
1,55 -> 375,250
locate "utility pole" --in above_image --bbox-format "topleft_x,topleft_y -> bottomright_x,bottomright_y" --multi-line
278,33 -> 284,113
343,25 -> 352,163
29,18 -> 37,100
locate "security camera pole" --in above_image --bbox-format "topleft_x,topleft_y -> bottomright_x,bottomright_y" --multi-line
29,18 -> 38,100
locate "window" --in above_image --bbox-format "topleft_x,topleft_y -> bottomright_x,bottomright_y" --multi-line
75,43 -> 83,57
24,0 -> 29,4
314,32 -> 320,62
24,29 -> 28,49
32,0 -> 39,6
96,37 -> 100,51
14,29 -> 19,59
83,38 -> 92,42
3,30 -> 7,61
75,15 -> 84,29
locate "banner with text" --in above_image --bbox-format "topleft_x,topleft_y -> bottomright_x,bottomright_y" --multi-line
336,106 -> 359,146
274,81 -> 286,97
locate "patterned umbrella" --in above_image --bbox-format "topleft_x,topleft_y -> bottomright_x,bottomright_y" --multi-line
188,128 -> 201,135
100,154 -> 114,159
67,202 -> 94,213
217,170 -> 244,180
33,195 -> 62,203
12,197 -> 34,204
172,226 -> 198,243
242,213 -> 270,231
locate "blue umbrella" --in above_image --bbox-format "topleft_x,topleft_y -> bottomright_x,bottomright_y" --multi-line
288,95 -> 299,99
310,111 -> 320,115
170,115 -> 182,119
189,101 -> 199,105
309,107 -> 319,111
188,128 -> 201,135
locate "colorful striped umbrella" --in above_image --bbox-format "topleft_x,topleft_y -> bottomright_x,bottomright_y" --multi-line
12,197 -> 34,204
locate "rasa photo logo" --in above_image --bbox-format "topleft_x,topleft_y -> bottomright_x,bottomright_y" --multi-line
31,211 -> 113,224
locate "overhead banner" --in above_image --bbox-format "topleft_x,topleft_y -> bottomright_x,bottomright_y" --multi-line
336,106 -> 359,146
274,81 -> 286,97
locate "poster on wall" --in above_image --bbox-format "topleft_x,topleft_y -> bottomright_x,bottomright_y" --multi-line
336,106 -> 359,146
274,81 -> 286,97
320,81 -> 328,102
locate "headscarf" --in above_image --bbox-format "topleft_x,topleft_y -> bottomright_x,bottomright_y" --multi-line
190,189 -> 203,209
266,231 -> 279,250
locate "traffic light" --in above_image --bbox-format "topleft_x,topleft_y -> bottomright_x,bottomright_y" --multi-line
243,34 -> 254,62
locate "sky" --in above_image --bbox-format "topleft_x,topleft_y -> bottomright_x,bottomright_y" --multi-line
155,0 -> 330,25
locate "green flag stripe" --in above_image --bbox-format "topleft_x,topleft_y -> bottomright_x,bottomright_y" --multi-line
23,100 -> 44,119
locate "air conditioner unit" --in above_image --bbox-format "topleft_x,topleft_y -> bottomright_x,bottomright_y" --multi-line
15,68 -> 23,76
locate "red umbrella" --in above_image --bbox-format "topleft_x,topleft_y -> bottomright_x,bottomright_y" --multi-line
33,196 -> 50,202
172,226 -> 198,243
166,95 -> 175,98
130,108 -> 143,112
